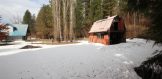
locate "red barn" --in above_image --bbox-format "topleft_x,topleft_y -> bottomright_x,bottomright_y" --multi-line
89,15 -> 126,45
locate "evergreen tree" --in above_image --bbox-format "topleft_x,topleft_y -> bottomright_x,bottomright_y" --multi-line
116,0 -> 128,16
148,0 -> 162,43
35,5 -> 53,39
127,0 -> 162,43
102,0 -> 116,17
22,10 -> 32,37
75,0 -> 84,37
30,14 -> 36,35
82,0 -> 92,37
23,10 -> 32,24
90,0 -> 103,22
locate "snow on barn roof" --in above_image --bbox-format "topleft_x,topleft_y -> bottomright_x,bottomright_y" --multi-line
9,24 -> 28,36
89,15 -> 117,33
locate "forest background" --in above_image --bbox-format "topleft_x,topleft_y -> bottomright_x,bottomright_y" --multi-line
22,0 -> 162,43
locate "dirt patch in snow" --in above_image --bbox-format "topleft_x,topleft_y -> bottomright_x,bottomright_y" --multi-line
20,45 -> 42,49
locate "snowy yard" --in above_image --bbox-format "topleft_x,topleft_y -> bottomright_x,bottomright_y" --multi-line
0,39 -> 162,79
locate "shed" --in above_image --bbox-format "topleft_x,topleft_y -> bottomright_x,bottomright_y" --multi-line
89,15 -> 126,45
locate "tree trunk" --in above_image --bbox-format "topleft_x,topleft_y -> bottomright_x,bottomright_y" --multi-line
52,0 -> 76,42
63,0 -> 69,42
52,0 -> 62,42
69,0 -> 76,42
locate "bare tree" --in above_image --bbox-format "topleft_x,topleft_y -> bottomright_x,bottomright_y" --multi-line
62,0 -> 70,41
52,0 -> 62,42
11,14 -> 22,24
52,0 -> 76,42
69,0 -> 76,42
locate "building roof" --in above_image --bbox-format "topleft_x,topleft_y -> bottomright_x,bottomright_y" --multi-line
89,15 -> 117,33
9,24 -> 28,36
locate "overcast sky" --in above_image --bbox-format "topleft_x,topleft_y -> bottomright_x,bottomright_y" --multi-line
0,0 -> 49,22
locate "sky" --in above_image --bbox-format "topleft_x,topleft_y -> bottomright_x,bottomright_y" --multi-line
0,0 -> 49,23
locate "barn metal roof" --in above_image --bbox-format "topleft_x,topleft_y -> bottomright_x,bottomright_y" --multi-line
89,15 -> 117,33
9,24 -> 28,36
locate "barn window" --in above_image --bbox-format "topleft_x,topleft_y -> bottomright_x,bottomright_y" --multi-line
96,33 -> 103,39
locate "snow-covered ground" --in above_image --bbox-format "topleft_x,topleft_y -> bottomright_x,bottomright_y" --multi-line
0,38 -> 162,79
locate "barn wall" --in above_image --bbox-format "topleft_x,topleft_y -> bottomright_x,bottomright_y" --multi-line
109,18 -> 126,44
89,33 -> 110,45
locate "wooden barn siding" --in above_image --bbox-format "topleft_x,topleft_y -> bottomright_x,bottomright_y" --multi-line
89,33 -> 110,45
